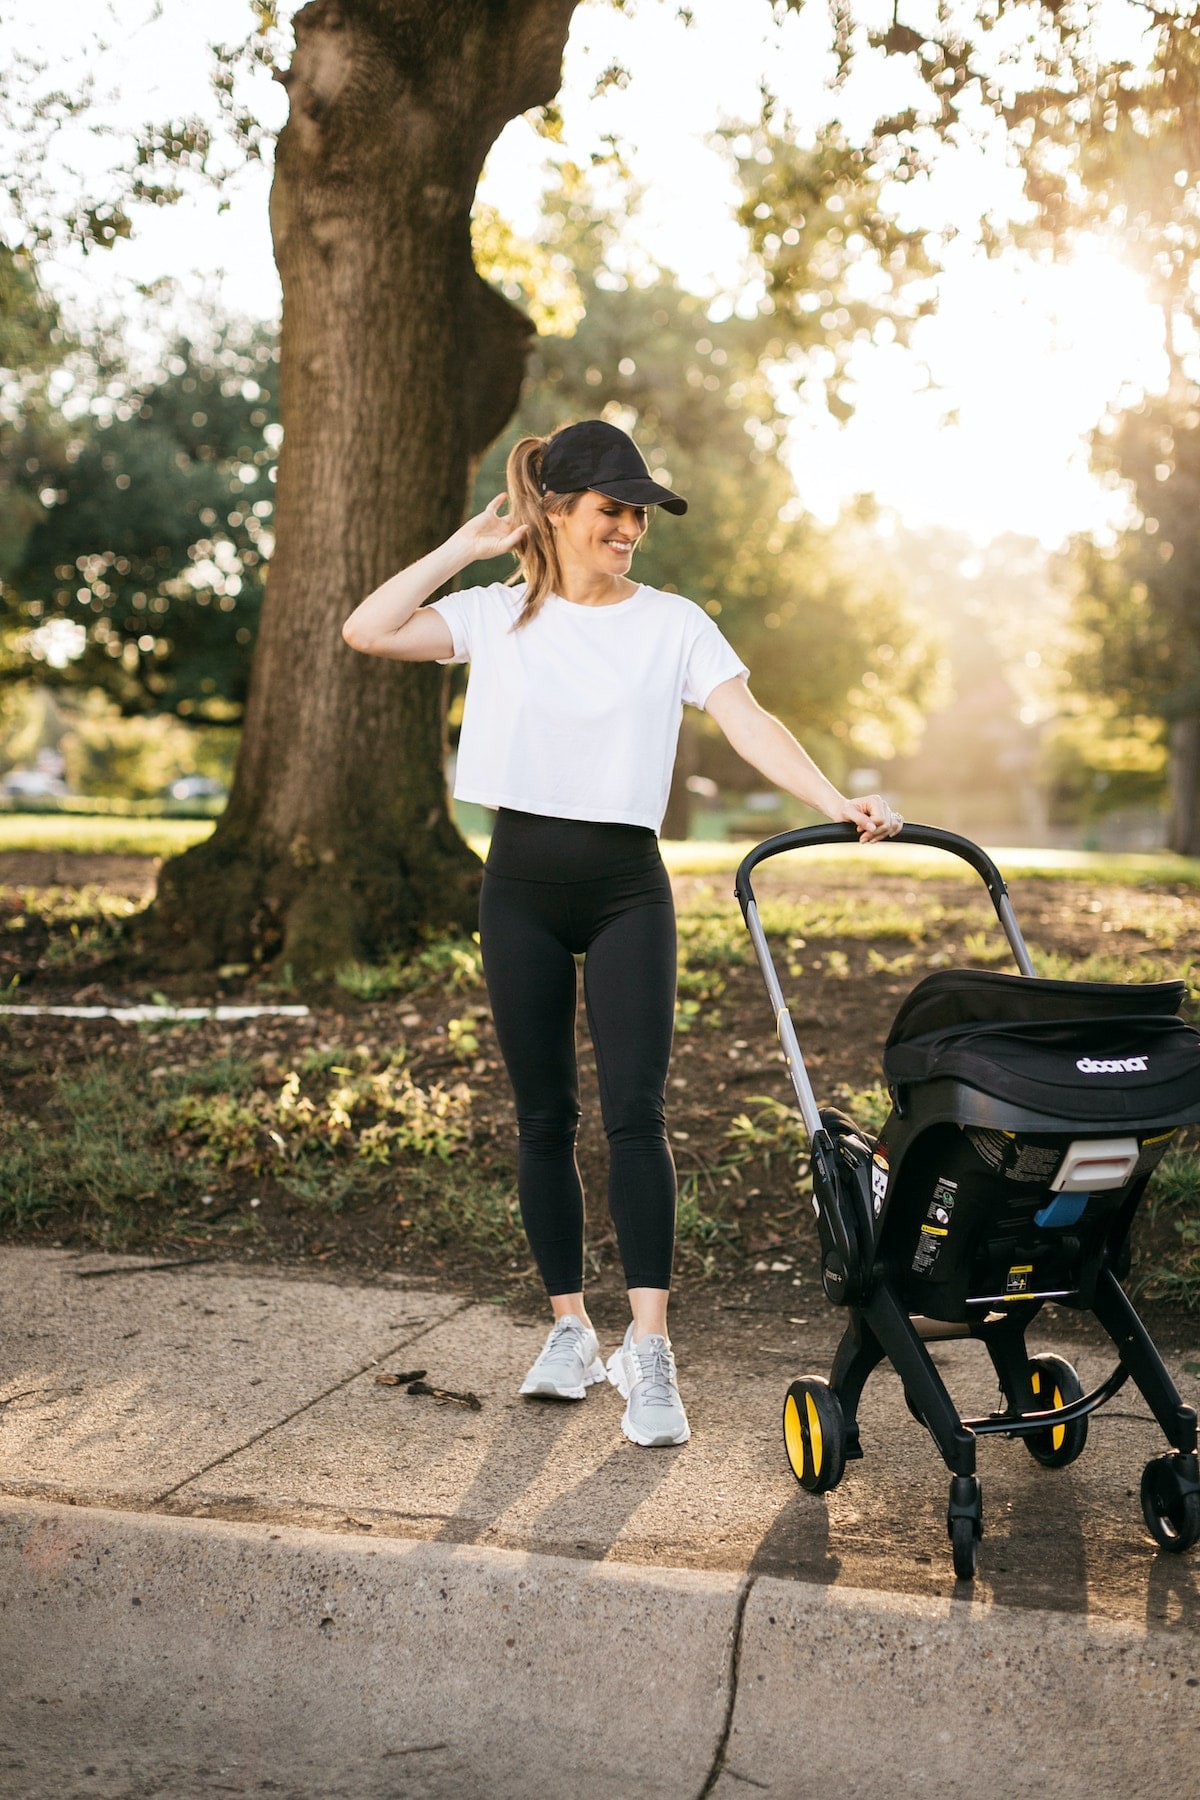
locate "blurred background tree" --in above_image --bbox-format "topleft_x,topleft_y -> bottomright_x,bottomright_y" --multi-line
993,5 -> 1200,851
2,325 -> 275,723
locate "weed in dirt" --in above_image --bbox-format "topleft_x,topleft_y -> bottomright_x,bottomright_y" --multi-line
961,929 -> 1013,966
172,1048 -> 474,1174
400,1161 -> 526,1258
831,1082 -> 893,1136
1,884 -> 140,925
335,935 -> 483,1001
1031,947 -> 1199,1000
724,1095 -> 809,1170
1142,1152 -> 1200,1310
675,911 -> 743,1032
39,919 -> 126,970
756,895 -> 976,945
0,1042 -> 479,1246
675,1180 -> 741,1275
446,1014 -> 483,1061
675,965 -> 726,1032
0,1058 -> 188,1240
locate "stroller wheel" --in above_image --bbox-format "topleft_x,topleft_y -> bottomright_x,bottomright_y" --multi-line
1140,1452 -> 1200,1553
947,1474 -> 983,1581
783,1379 -> 847,1495
950,1516 -> 978,1581
1024,1354 -> 1088,1469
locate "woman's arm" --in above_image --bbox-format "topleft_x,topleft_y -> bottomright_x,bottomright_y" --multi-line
342,496 -> 526,661
704,676 -> 901,841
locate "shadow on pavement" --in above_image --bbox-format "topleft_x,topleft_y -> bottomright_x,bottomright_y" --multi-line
1146,1542 -> 1200,1630
747,1490 -> 840,1584
429,1401 -> 578,1549
528,1437 -> 678,1558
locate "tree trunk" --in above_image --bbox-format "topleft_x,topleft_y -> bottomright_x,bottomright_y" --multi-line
1168,713 -> 1200,856
142,0 -> 578,972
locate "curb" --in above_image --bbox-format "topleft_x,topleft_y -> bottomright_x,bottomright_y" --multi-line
2,1499 -> 1198,1799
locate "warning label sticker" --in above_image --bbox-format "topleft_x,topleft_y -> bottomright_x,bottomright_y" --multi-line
871,1151 -> 889,1217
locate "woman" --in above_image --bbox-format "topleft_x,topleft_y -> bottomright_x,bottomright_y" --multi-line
343,418 -> 901,1449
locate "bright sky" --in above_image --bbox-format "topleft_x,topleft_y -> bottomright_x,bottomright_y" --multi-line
3,0 -> 1168,547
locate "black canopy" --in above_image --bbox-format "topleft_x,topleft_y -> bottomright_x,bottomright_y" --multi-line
886,969 -> 1185,1049
883,971 -> 1200,1125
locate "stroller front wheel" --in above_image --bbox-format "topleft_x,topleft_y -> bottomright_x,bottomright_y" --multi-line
950,1515 -> 978,1580
1024,1353 -> 1088,1469
1140,1452 -> 1200,1553
947,1473 -> 983,1581
783,1378 -> 847,1495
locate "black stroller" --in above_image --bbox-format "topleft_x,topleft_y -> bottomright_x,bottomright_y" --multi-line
735,823 -> 1200,1580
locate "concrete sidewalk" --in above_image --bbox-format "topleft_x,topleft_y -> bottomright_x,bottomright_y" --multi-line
1,1246 -> 1198,1798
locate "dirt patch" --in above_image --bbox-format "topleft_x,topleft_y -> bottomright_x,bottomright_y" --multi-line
0,852 -> 161,899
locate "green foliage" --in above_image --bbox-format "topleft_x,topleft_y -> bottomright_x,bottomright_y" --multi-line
1143,1150 -> 1200,1311
399,1162 -> 527,1258
172,1047 -> 475,1171
674,1179 -> 742,1276
0,246 -> 74,585
725,1095 -> 809,1168
1070,394 -> 1200,758
53,693 -> 237,800
0,1056 -> 190,1237
1,326 -> 277,721
729,118 -> 936,421
831,1082 -> 891,1137
1031,947 -> 1199,1006
335,935 -> 483,1000
757,894 -> 964,944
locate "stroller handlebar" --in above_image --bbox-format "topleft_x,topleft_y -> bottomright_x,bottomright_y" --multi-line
734,822 -> 1037,980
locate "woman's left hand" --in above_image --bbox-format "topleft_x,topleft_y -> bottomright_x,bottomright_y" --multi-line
838,793 -> 904,842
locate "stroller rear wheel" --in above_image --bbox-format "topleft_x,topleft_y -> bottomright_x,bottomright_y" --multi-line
783,1378 -> 847,1495
1024,1354 -> 1088,1469
1140,1452 -> 1200,1553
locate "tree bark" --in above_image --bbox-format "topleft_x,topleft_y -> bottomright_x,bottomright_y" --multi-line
1168,713 -> 1200,856
142,0 -> 578,972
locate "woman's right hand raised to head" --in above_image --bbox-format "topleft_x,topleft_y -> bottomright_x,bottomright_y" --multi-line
344,493 -> 526,660
455,494 -> 528,563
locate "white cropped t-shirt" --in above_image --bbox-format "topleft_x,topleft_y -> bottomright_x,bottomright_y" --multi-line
428,581 -> 749,833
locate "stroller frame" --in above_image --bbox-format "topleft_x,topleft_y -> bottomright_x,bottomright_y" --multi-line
735,822 -> 1200,1579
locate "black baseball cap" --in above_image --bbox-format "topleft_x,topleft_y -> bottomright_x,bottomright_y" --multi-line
540,420 -> 688,515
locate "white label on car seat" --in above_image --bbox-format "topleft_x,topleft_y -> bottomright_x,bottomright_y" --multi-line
1075,1055 -> 1148,1074
871,1152 -> 889,1217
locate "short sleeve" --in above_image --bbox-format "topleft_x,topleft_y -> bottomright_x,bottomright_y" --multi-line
681,612 -> 750,709
426,589 -> 474,665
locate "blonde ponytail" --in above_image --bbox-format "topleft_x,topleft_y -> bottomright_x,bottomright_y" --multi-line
504,432 -> 585,628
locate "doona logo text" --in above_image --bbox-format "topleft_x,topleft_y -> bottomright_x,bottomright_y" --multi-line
1075,1055 -> 1149,1074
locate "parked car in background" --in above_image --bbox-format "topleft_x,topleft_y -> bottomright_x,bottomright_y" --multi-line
167,776 -> 227,803
1,767 -> 69,800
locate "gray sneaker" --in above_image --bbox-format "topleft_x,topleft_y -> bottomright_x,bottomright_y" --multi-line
519,1315 -> 606,1400
606,1325 -> 691,1446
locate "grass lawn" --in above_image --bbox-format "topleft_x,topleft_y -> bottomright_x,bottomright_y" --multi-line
0,815 -> 214,858
2,809 -> 1199,889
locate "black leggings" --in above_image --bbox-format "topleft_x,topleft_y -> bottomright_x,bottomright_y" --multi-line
478,809 -> 677,1294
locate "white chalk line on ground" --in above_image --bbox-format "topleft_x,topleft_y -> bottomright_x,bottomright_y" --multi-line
0,1004 -> 310,1021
